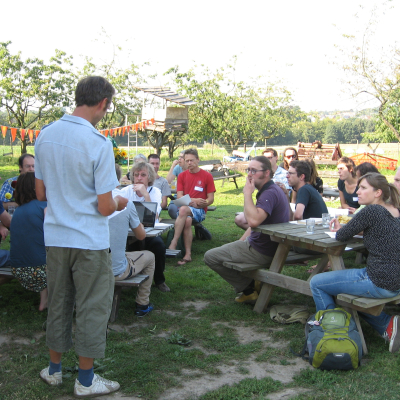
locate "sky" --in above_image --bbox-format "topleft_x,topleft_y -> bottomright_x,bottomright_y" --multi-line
2,0 -> 399,112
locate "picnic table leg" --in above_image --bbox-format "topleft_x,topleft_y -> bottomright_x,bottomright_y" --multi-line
233,177 -> 238,189
253,243 -> 291,314
328,254 -> 345,271
109,286 -> 122,323
341,307 -> 368,355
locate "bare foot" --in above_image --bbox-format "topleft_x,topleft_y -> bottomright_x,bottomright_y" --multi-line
168,240 -> 177,250
39,288 -> 48,311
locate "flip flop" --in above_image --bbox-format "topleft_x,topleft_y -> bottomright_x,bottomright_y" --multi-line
177,258 -> 192,266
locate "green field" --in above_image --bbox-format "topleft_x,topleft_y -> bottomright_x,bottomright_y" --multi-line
0,149 -> 399,400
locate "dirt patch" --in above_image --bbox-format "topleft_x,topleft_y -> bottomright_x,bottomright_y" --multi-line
266,388 -> 311,399
0,331 -> 45,346
182,301 -> 209,311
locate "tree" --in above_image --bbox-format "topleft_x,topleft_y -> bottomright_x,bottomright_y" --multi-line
0,41 -> 76,153
165,60 -> 297,151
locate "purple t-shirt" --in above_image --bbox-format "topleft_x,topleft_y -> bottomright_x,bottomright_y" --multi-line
248,181 -> 290,256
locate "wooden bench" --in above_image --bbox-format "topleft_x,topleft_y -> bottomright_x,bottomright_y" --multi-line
336,293 -> 400,355
110,274 -> 149,322
166,249 -> 181,258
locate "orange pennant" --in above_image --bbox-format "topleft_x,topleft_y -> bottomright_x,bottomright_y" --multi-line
35,130 -> 40,138
10,128 -> 17,142
1,126 -> 8,138
151,118 -> 155,124
110,129 -> 114,136
28,130 -> 34,142
104,129 -> 109,137
118,128 -> 121,136
20,129 -> 26,141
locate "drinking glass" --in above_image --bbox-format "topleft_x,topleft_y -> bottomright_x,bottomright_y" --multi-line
306,218 -> 315,234
322,213 -> 331,228
8,206 -> 15,217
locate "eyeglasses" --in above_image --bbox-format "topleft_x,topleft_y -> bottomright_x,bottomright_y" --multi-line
286,171 -> 297,176
245,168 -> 265,175
133,173 -> 148,178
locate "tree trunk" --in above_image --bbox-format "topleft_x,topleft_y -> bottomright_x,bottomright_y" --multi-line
20,138 -> 27,154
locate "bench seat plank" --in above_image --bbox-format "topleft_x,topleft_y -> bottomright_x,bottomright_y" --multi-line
114,274 -> 149,287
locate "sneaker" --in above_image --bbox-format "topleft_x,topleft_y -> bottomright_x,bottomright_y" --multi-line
157,282 -> 171,292
74,373 -> 120,398
385,315 -> 400,353
135,303 -> 154,317
40,366 -> 62,386
234,291 -> 258,304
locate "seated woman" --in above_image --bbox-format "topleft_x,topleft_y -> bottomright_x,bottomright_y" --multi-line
354,162 -> 379,214
10,172 -> 47,311
121,162 -> 169,292
310,172 -> 400,353
337,156 -> 359,214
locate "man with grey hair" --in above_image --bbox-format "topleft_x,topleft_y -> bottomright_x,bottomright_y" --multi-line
394,167 -> 400,193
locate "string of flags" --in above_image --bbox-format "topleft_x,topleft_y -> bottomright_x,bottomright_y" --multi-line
0,118 -> 156,142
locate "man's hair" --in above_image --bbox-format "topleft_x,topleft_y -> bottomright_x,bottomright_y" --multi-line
133,154 -> 147,163
252,156 -> 273,177
356,162 -> 379,177
18,153 -> 34,168
184,148 -> 199,159
115,164 -> 121,181
130,162 -> 157,186
262,147 -> 278,157
14,172 -> 37,206
148,153 -> 160,161
75,76 -> 115,107
290,160 -> 311,182
337,156 -> 356,178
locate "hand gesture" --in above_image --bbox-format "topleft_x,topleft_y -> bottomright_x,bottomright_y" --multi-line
133,184 -> 146,197
329,218 -> 341,232
114,195 -> 128,211
243,175 -> 255,197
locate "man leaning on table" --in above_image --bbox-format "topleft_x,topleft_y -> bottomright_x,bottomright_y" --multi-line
35,76 -> 127,398
204,156 -> 289,304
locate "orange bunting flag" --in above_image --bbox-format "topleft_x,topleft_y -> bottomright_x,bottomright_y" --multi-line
110,129 -> 114,136
28,130 -> 34,142
123,126 -> 126,134
151,118 -> 155,124
20,129 -> 26,141
35,130 -> 40,138
1,126 -> 8,138
118,127 -> 121,136
104,130 -> 109,137
10,128 -> 17,142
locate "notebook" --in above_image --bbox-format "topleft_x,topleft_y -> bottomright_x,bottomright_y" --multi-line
132,201 -> 158,231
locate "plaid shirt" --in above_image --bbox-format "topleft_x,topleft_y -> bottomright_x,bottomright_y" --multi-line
0,177 -> 17,202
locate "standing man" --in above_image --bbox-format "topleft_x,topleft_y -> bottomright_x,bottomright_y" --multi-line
168,148 -> 216,265
0,153 -> 35,210
35,76 -> 128,398
148,153 -> 171,209
204,156 -> 289,303
285,160 -> 328,221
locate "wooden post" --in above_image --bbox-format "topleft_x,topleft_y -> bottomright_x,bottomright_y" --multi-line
244,143 -> 247,152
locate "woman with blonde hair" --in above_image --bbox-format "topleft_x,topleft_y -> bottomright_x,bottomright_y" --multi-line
310,173 -> 400,353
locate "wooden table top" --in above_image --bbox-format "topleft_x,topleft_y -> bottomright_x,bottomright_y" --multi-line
254,222 -> 363,249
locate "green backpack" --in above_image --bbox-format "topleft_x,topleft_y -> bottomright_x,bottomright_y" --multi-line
299,308 -> 363,370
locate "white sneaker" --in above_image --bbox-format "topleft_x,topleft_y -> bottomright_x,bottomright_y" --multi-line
74,373 -> 120,398
39,366 -> 62,386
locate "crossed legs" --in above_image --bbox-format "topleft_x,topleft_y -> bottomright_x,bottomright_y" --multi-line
169,206 -> 194,261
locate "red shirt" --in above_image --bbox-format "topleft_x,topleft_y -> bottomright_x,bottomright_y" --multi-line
177,168 -> 216,212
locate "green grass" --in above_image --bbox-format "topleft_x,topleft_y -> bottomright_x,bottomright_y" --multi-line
0,147 -> 400,400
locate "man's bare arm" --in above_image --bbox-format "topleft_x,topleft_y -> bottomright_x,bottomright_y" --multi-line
98,193 -> 128,216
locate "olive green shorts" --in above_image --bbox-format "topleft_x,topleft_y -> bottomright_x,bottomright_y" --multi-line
45,247 -> 114,359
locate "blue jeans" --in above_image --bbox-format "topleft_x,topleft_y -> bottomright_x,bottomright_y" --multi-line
310,267 -> 400,335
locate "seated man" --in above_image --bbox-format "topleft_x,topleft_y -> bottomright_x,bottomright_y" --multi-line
109,168 -> 155,317
168,148 -> 216,266
120,162 -> 170,292
285,160 -> 328,221
235,147 -> 289,230
167,150 -> 188,219
148,154 -> 171,209
0,201 -> 12,284
204,156 -> 289,303
0,154 -> 35,210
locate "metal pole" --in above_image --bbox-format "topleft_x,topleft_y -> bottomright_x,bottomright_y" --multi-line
126,115 -> 130,171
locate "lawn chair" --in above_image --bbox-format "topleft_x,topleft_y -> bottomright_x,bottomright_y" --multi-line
223,142 -> 257,162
